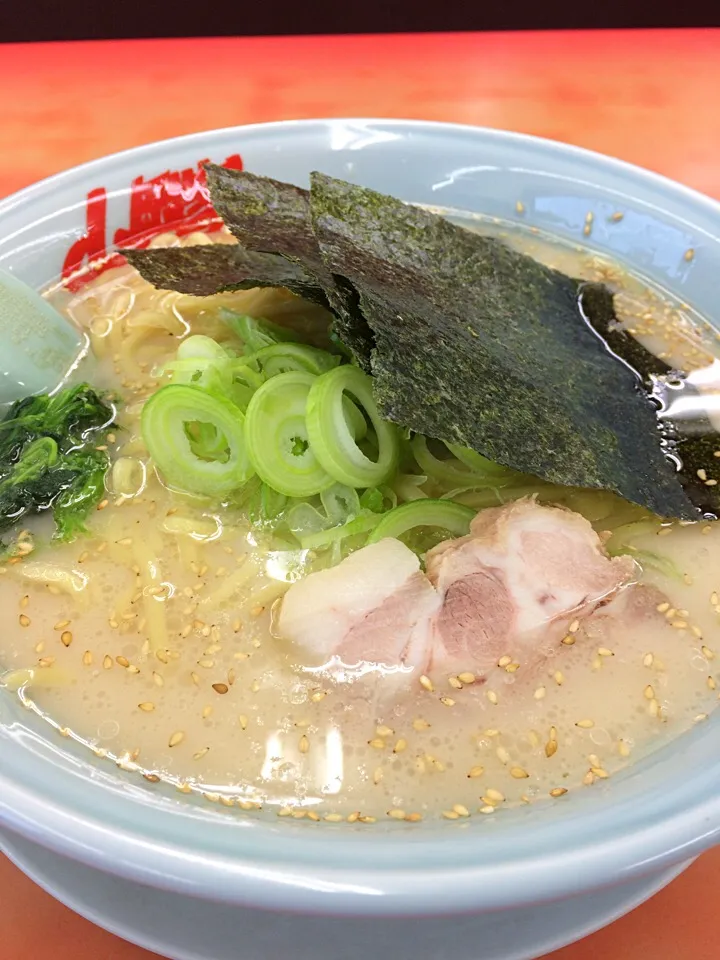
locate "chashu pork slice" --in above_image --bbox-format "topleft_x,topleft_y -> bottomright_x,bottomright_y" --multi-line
425,497 -> 637,674
277,538 -> 440,670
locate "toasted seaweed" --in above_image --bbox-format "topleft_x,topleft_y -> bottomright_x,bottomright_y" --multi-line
579,284 -> 720,516
205,164 -> 374,369
309,172 -> 697,521
124,245 -> 330,308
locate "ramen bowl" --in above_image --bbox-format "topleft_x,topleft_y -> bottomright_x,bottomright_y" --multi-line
1,119 -> 720,960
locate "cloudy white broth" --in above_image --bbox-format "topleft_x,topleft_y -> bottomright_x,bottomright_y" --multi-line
1,203 -> 719,825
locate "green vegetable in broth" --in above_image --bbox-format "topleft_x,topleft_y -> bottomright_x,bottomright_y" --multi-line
0,384 -> 113,542
367,499 -> 475,544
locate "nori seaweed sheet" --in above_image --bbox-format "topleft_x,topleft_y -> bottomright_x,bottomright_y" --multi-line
124,245 -> 330,308
580,284 -> 720,516
308,172 -> 696,521
205,164 -> 374,369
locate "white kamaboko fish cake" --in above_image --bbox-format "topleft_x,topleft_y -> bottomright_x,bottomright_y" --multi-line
277,498 -> 636,677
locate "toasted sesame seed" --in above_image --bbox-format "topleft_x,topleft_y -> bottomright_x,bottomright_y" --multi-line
561,635 -> 575,646
497,655 -> 512,668
439,696 -> 456,707
534,686 -> 546,700
376,724 -> 394,738
156,649 -> 169,664
60,631 -> 73,647
550,787 -> 568,798
505,662 -> 520,673
703,645 -> 715,660
618,740 -> 631,757
691,626 -> 703,639
486,690 -> 499,704
684,248 -> 695,262
694,713 -> 708,723
116,655 -> 130,668
648,698 -> 660,718
388,808 -> 406,820
201,706 -> 213,719
53,619 -> 70,630
643,653 -> 654,668
610,211 -> 624,222
479,805 -> 495,814
485,788 -> 504,802
553,671 -> 565,685
452,804 -> 470,817
458,672 -> 476,684
582,770 -> 595,786
405,812 -> 423,822
484,728 -> 500,737
168,731 -> 185,748
310,689 -> 326,702
197,659 -> 214,669
324,813 -> 343,822
212,682 -> 229,695
138,702 -> 155,712
103,655 -> 113,670
19,614 -> 30,627
708,676 -> 717,691
442,809 -> 460,820
591,766 -> 610,779
657,601 -> 670,613
448,676 -> 463,690
368,737 -> 385,749
412,718 -> 430,731
238,715 -> 248,730
373,766 -> 383,784
97,499 -> 109,510
468,765 -> 485,778
597,647 -> 614,657
393,738 -> 407,753
576,719 -> 595,729
568,619 -> 580,634
299,734 -> 310,754
644,684 -> 655,700
515,200 -> 525,214
38,656 -> 55,667
419,674 -> 434,692
82,650 -> 93,666
511,766 -> 529,779
670,620 -> 688,630
496,746 -> 511,765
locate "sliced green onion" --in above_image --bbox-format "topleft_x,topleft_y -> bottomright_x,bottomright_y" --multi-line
445,441 -> 512,477
306,366 -> 399,488
392,472 -> 429,502
360,486 -> 397,514
248,343 -> 339,378
141,385 -> 254,497
177,335 -> 230,362
285,501 -> 331,539
412,435 -> 502,488
248,482 -> 288,525
244,371 -> 333,497
221,312 -> 303,352
321,483 -> 361,525
299,511 -> 381,550
367,499 -> 475,544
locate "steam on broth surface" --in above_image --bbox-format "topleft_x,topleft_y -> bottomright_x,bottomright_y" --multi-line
1,215 -> 719,824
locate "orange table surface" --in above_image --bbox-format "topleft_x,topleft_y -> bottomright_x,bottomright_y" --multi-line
1,28 -> 720,960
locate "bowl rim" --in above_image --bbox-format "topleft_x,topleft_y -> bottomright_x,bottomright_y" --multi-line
1,117 -> 720,915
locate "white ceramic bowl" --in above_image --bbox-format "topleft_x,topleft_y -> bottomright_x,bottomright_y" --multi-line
1,119 -> 720,960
